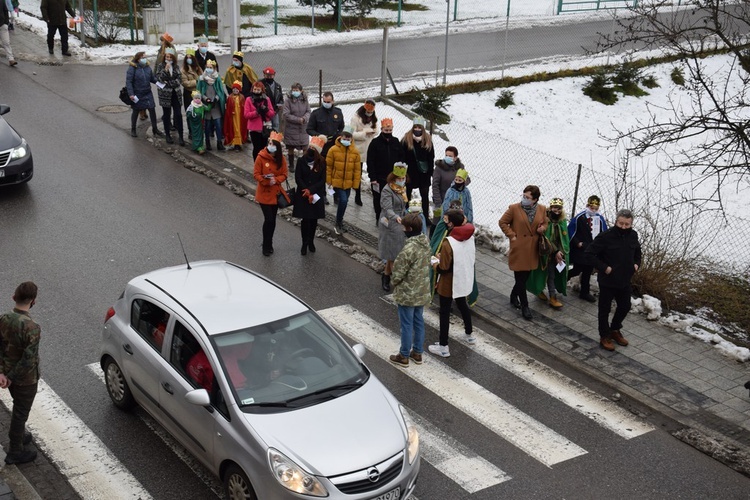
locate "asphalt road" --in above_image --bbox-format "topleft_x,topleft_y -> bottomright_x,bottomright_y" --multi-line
2,64 -> 750,499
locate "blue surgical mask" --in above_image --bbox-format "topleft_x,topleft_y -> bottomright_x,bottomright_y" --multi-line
340,139 -> 351,147
205,68 -> 213,75
233,61 -> 242,68
521,197 -> 534,207
199,46 -> 208,54
267,145 -> 277,154
395,179 -> 406,187
322,102 -> 333,109
291,90 -> 301,98
186,57 -> 193,65
444,156 -> 454,165
139,58 -> 147,66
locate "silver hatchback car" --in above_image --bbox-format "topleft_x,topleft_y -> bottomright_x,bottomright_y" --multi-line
100,260 -> 420,500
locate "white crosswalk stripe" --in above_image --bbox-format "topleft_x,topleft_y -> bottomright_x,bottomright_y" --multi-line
320,304 -> 588,467
382,295 -> 654,440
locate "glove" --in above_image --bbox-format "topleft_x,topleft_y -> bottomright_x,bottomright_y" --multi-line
433,208 -> 443,219
294,148 -> 304,158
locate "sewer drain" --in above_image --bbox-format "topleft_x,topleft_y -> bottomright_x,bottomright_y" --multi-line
98,105 -> 130,113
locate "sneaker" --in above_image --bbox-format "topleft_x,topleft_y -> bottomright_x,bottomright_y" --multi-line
334,224 -> 342,235
537,292 -> 548,301
610,330 -> 629,346
408,351 -> 423,364
579,293 -> 596,303
389,353 -> 409,367
428,343 -> 450,358
4,449 -> 37,465
600,336 -> 616,351
465,334 -> 477,345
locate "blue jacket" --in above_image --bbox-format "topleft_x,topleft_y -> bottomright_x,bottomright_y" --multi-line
441,184 -> 473,223
125,60 -> 156,110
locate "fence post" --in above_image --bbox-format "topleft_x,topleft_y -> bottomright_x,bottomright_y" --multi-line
397,0 -> 402,27
311,0 -> 315,35
203,0 -> 208,38
556,0 -> 562,15
336,0 -> 342,32
572,163 -> 582,216
128,0 -> 134,42
274,0 -> 278,35
453,0 -> 458,21
381,26 -> 389,98
501,0 -> 510,79
93,0 -> 98,44
318,69 -> 323,107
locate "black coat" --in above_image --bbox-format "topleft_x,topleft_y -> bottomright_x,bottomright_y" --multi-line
261,79 -> 284,112
41,0 -> 74,25
568,210 -> 609,265
402,140 -> 435,189
195,50 -> 218,71
292,155 -> 327,220
586,227 -> 642,289
367,134 -> 404,185
125,62 -> 156,110
306,106 -> 344,140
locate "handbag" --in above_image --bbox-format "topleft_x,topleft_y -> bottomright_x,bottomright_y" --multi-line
276,180 -> 296,208
119,87 -> 133,106
538,235 -> 556,256
413,147 -> 430,174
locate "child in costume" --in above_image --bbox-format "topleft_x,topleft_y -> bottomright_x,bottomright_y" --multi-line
186,91 -> 206,154
224,81 -> 247,151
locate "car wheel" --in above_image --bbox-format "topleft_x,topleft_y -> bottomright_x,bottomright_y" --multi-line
224,464 -> 257,500
104,357 -> 135,410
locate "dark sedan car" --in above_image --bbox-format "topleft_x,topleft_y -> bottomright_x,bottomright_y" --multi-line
0,104 -> 33,186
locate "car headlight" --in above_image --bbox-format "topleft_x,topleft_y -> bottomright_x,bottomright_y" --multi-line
10,139 -> 28,160
399,405 -> 419,465
268,448 -> 328,497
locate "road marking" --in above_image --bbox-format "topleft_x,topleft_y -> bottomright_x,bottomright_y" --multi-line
408,407 -> 511,492
381,295 -> 654,439
87,363 -> 224,497
320,304 -> 587,467
0,378 -> 151,499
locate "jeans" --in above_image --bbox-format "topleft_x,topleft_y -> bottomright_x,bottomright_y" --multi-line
205,117 -> 223,145
259,203 -> 278,250
335,188 -> 350,225
511,270 -> 531,307
598,285 -> 632,338
270,114 -> 280,132
438,295 -> 472,346
8,382 -> 38,452
398,305 -> 425,357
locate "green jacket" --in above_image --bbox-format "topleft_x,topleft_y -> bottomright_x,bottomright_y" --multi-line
392,234 -> 431,307
527,215 -> 570,295
0,308 -> 41,386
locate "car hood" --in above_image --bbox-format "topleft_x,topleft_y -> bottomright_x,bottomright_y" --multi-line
0,119 -> 21,151
245,378 -> 406,477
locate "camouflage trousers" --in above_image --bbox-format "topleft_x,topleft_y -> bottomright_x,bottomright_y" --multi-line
8,382 -> 37,452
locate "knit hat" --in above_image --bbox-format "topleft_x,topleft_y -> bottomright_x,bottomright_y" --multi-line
310,135 -> 326,153
381,117 -> 393,127
402,212 -> 423,233
197,34 -> 208,44
185,48 -> 196,56
342,125 -> 354,137
205,59 -> 217,68
392,162 -> 407,178
165,47 -> 176,57
408,199 -> 422,213
587,195 -> 601,207
263,67 -> 276,75
413,116 -> 426,128
269,131 -> 284,143
252,81 -> 265,93
232,51 -> 244,62
231,81 -> 242,91
161,33 -> 174,43
364,99 -> 376,112
549,197 -> 564,208
455,169 -> 468,181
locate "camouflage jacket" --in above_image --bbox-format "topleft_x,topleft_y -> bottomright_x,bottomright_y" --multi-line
0,308 -> 41,386
391,234 -> 431,307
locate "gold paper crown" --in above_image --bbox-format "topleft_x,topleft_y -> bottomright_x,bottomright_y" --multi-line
392,162 -> 407,177
269,131 -> 284,142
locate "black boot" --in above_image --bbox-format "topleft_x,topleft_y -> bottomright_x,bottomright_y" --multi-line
217,141 -> 226,151
381,274 -> 391,292
308,238 -> 316,253
206,138 -> 212,151
355,188 -> 363,206
301,242 -> 307,255
178,136 -> 185,146
131,128 -> 137,137
166,134 -> 174,144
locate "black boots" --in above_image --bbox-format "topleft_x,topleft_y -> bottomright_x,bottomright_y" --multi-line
131,128 -> 137,137
308,238 -> 316,253
301,242 -> 307,255
178,136 -> 185,146
355,188 -> 363,206
217,142 -> 226,151
206,138 -> 212,151
381,274 -> 391,292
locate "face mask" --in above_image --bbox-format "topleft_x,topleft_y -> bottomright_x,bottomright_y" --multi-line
139,59 -> 147,66
322,102 -> 333,109
186,58 -> 193,65
586,207 -> 599,217
267,145 -> 277,154
444,156 -> 454,165
365,111 -> 374,116
291,90 -> 301,98
340,139 -> 351,147
413,129 -> 423,137
616,226 -> 632,235
454,183 -> 465,191
205,68 -> 213,75
550,211 -> 561,220
232,89 -> 239,94
381,132 -> 392,138
265,76 -> 274,81
306,149 -> 315,159
233,61 -> 242,68
192,99 -> 202,106
199,47 -> 208,54
521,197 -> 534,207
395,179 -> 406,187
253,91 -> 262,95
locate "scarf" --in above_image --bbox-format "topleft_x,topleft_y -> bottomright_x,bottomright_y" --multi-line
203,72 -> 217,86
389,182 -> 408,202
522,203 -> 537,224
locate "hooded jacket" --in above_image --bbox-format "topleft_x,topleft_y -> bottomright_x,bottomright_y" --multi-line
326,137 -> 361,190
435,223 -> 476,298
125,59 -> 156,110
253,147 -> 288,205
432,157 -> 469,207
244,94 -> 275,132
392,234 -> 432,307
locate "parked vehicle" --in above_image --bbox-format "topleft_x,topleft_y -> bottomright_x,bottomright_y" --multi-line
0,104 -> 33,186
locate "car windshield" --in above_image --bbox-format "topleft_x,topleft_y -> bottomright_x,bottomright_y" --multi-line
212,311 -> 368,413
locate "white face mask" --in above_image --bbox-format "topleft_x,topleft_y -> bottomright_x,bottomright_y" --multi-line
322,102 -> 333,109
267,145 -> 277,154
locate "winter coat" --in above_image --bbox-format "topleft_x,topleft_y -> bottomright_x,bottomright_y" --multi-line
499,203 -> 548,272
282,91 -> 311,146
435,223 -> 476,298
441,184 -> 473,223
586,227 -> 641,289
224,63 -> 259,98
253,148 -> 288,205
432,158 -> 469,207
392,234 -> 432,307
378,183 -> 407,261
527,215 -> 570,295
402,138 -> 435,190
568,210 -> 609,265
244,95 -> 275,133
195,50 -> 218,72
181,65 -> 201,94
326,137 -> 361,190
197,76 -> 227,116
40,0 -> 74,25
306,106 -> 345,140
292,154 -> 326,220
1,2 -> 9,26
367,133 -> 404,185
350,111 -> 379,160
125,60 -> 156,110
156,61 -> 183,108
261,78 -> 284,112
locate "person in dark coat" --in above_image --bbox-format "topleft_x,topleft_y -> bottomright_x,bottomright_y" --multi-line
293,135 -> 327,255
306,91 -> 345,157
568,195 -> 609,302
367,118 -> 404,223
155,47 -> 184,146
195,34 -> 218,72
402,116 -> 435,219
40,0 -> 74,56
260,67 -> 284,132
585,208 -> 641,351
126,51 -> 163,138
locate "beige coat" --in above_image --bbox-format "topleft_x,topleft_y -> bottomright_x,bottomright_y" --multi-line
499,203 -> 548,271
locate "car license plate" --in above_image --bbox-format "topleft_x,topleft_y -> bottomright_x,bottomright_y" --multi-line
372,487 -> 400,500
0,169 -> 4,178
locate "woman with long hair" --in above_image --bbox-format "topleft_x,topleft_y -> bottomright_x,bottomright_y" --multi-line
253,131 -> 289,256
401,116 -> 435,219
292,135 -> 327,255
350,98 -> 379,206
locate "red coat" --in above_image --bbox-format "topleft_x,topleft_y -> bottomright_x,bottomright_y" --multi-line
253,148 -> 288,205
243,95 -> 276,132
223,93 -> 247,146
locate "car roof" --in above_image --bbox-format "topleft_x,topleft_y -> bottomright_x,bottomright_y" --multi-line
132,260 -> 308,335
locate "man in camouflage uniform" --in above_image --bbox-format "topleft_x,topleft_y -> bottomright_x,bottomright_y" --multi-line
0,281 -> 40,464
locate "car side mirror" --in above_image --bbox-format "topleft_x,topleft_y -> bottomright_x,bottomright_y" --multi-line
352,343 -> 366,359
185,388 -> 211,407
